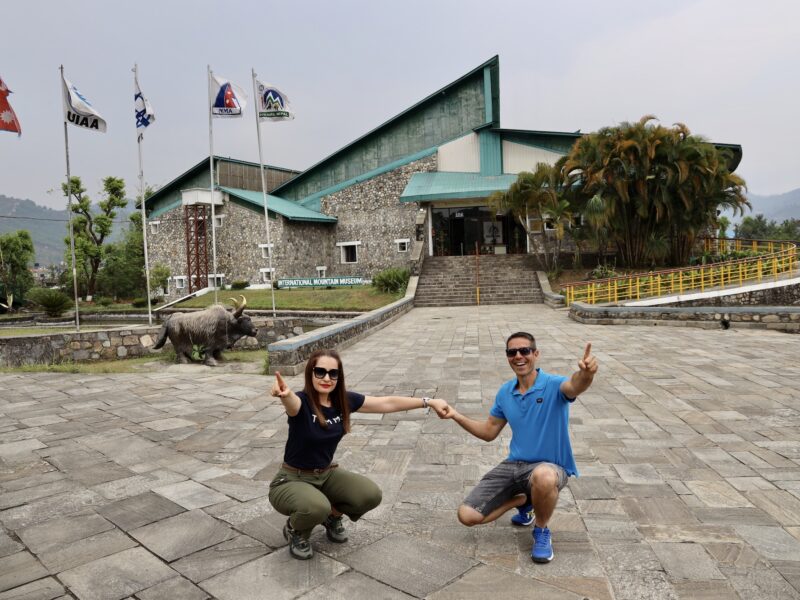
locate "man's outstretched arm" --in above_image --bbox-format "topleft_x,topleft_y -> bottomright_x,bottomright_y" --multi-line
441,407 -> 506,441
561,342 -> 599,399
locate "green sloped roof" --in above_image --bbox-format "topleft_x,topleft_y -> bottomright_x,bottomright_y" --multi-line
399,172 -> 518,202
219,187 -> 337,223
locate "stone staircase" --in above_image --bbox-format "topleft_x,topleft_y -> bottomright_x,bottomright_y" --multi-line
414,254 -> 545,307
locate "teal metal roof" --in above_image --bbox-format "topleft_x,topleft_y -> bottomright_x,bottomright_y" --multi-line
220,187 -> 337,223
400,172 -> 517,203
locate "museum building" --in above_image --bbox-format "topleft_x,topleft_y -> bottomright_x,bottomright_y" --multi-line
144,56 -> 741,301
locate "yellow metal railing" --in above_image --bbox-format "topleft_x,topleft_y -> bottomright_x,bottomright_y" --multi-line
561,238 -> 799,306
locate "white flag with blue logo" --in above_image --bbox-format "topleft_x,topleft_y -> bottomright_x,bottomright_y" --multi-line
62,73 -> 106,133
209,74 -> 247,117
134,74 -> 155,133
255,81 -> 294,121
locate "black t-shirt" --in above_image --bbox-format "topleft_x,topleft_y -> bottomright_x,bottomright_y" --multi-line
283,390 -> 365,469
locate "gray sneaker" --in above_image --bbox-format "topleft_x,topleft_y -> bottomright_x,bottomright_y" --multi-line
323,515 -> 348,543
283,519 -> 313,560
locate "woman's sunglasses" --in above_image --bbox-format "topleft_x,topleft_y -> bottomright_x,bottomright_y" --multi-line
505,347 -> 536,358
312,367 -> 340,380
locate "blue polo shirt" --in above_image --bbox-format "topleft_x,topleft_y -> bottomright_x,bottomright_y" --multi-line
489,368 -> 578,477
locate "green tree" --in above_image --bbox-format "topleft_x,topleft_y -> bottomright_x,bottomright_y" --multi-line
736,215 -> 800,241
96,212 -> 145,299
62,176 -> 128,299
0,230 -> 35,311
489,161 -> 572,272
150,263 -> 171,297
717,215 -> 731,239
562,116 -> 748,267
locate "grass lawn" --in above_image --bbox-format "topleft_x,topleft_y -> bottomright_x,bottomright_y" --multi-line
177,285 -> 402,312
0,348 -> 267,375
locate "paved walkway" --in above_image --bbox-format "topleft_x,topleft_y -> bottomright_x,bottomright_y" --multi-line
2,305 -> 800,599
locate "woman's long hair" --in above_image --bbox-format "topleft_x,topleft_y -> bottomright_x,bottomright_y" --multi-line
303,349 -> 351,433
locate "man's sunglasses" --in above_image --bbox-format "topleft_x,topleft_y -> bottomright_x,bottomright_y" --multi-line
312,367 -> 340,380
505,347 -> 536,358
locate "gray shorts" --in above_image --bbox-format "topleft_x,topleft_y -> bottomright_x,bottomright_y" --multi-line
463,460 -> 568,516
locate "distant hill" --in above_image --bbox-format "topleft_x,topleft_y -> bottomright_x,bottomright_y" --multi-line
0,195 -> 134,266
745,188 -> 800,223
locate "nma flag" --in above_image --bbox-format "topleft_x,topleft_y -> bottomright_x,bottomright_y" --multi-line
256,81 -> 294,121
62,74 -> 106,132
209,74 -> 247,117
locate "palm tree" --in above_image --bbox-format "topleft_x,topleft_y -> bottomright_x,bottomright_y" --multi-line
562,116 -> 748,267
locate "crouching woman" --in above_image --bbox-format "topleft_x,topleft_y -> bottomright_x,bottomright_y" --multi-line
268,348 -> 448,560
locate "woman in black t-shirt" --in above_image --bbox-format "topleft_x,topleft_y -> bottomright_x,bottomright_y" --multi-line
268,348 -> 448,560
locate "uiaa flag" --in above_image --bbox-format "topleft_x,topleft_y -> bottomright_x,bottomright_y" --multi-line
256,81 -> 294,122
209,74 -> 247,117
62,73 -> 107,132
0,76 -> 22,136
134,74 -> 155,131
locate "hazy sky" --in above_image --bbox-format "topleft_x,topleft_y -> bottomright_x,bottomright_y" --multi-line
2,0 -> 798,210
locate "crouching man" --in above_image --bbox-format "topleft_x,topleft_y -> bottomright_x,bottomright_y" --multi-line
440,332 -> 597,563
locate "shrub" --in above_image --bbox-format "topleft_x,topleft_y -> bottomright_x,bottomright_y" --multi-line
26,288 -> 73,317
230,280 -> 250,290
95,296 -> 113,307
372,268 -> 410,294
588,263 -> 617,280
131,297 -> 148,308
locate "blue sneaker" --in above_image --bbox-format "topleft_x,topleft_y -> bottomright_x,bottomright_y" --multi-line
510,503 -> 533,526
531,525 -> 553,563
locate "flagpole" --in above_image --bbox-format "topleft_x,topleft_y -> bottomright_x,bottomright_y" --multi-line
134,64 -> 153,326
207,65 -> 219,304
60,65 -> 81,333
251,69 -> 277,317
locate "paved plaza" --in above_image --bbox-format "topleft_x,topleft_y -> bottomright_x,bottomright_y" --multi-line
2,304 -> 800,599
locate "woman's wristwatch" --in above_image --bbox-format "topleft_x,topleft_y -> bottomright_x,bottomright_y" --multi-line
422,397 -> 431,409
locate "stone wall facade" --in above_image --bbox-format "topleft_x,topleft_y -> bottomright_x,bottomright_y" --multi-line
0,317 -> 309,368
148,155 -> 437,301
658,283 -> 800,307
319,155 -> 437,277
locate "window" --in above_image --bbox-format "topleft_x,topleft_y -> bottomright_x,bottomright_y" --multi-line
543,218 -> 556,232
571,214 -> 584,228
316,266 -> 327,277
395,238 -> 410,253
260,268 -> 275,282
174,276 -> 187,290
149,221 -> 160,234
336,241 -> 361,264
258,243 -> 273,259
209,274 -> 225,288
214,215 -> 225,228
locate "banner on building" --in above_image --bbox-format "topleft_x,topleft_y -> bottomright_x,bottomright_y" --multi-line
62,74 -> 107,132
255,81 -> 294,121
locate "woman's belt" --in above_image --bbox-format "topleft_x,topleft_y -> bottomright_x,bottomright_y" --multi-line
281,462 -> 338,475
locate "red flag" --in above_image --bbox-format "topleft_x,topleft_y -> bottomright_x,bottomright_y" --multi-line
0,76 -> 21,136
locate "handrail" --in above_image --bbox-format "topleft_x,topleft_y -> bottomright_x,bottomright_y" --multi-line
561,238 -> 799,305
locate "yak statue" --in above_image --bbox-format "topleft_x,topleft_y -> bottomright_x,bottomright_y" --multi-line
152,295 -> 258,366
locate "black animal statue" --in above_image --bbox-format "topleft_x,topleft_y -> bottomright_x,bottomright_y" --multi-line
152,295 -> 258,366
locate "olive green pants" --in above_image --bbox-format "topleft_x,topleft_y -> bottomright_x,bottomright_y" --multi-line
269,467 -> 382,539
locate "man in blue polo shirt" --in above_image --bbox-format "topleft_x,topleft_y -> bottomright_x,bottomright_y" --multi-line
441,331 -> 598,563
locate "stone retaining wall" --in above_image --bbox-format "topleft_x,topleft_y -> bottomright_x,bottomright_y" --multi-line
537,272 -> 566,308
0,317 -> 309,368
569,302 -> 800,331
267,296 -> 415,375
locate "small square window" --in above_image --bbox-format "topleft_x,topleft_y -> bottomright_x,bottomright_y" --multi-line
174,276 -> 187,290
395,239 -> 410,253
337,242 -> 360,264
543,219 -> 556,231
316,266 -> 327,277
214,216 -> 224,228
260,245 -> 272,259
260,269 -> 274,283
210,275 -> 224,288
149,221 -> 160,234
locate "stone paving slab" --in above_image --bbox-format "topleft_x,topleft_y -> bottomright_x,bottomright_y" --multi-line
2,304 -> 800,598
